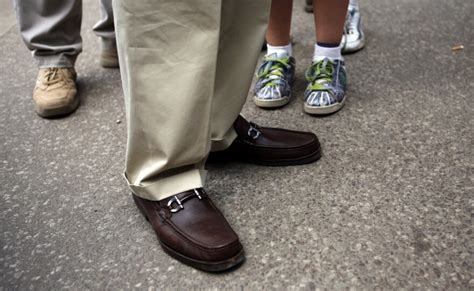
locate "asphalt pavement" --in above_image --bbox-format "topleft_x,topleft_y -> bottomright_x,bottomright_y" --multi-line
0,0 -> 473,289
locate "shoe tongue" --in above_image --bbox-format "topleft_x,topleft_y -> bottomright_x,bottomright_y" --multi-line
313,56 -> 343,64
267,50 -> 289,58
43,68 -> 62,83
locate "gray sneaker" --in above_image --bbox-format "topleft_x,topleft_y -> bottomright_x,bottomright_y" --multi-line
253,53 -> 295,108
100,38 -> 119,68
342,5 -> 365,53
304,0 -> 313,12
304,58 -> 347,115
100,48 -> 119,68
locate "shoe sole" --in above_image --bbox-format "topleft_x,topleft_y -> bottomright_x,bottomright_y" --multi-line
132,195 -> 245,273
34,96 -> 80,118
160,241 -> 245,273
207,144 -> 321,167
304,97 -> 346,115
253,96 -> 290,108
342,36 -> 365,54
249,145 -> 322,167
100,53 -> 119,68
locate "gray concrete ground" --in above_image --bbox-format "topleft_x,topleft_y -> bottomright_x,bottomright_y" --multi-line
0,0 -> 473,289
0,0 -> 15,37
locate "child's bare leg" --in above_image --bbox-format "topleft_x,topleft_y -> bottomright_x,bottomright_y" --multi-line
313,0 -> 348,45
266,0 -> 293,47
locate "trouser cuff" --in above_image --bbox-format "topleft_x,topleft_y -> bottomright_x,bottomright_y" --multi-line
211,127 -> 238,152
125,168 -> 206,201
36,54 -> 77,68
100,37 -> 117,51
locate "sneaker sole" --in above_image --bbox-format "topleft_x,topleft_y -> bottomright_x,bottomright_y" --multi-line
132,195 -> 246,273
253,96 -> 290,108
304,97 -> 346,115
34,96 -> 80,118
342,36 -> 365,54
100,53 -> 119,68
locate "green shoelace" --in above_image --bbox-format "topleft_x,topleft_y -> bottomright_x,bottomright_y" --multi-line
305,58 -> 334,91
257,56 -> 290,87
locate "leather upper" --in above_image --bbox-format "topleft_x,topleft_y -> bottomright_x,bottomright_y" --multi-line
133,189 -> 242,262
223,115 -> 321,162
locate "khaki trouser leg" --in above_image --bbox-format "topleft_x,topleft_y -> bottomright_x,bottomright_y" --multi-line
113,0 -> 270,201
13,0 -> 82,68
210,0 -> 271,151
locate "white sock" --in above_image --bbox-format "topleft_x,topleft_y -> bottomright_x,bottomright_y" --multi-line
313,43 -> 343,62
267,43 -> 293,57
349,0 -> 359,8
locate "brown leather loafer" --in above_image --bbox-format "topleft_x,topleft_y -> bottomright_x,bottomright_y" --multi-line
132,188 -> 244,272
208,116 -> 321,166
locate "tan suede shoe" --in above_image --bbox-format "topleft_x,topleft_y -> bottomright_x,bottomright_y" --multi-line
33,68 -> 79,118
100,47 -> 119,68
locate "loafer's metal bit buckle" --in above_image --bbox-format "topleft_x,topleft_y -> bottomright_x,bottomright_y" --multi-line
167,196 -> 184,213
248,125 -> 261,140
194,189 -> 202,200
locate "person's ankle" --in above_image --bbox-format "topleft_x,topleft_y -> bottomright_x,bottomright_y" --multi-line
267,43 -> 293,57
313,42 -> 343,62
